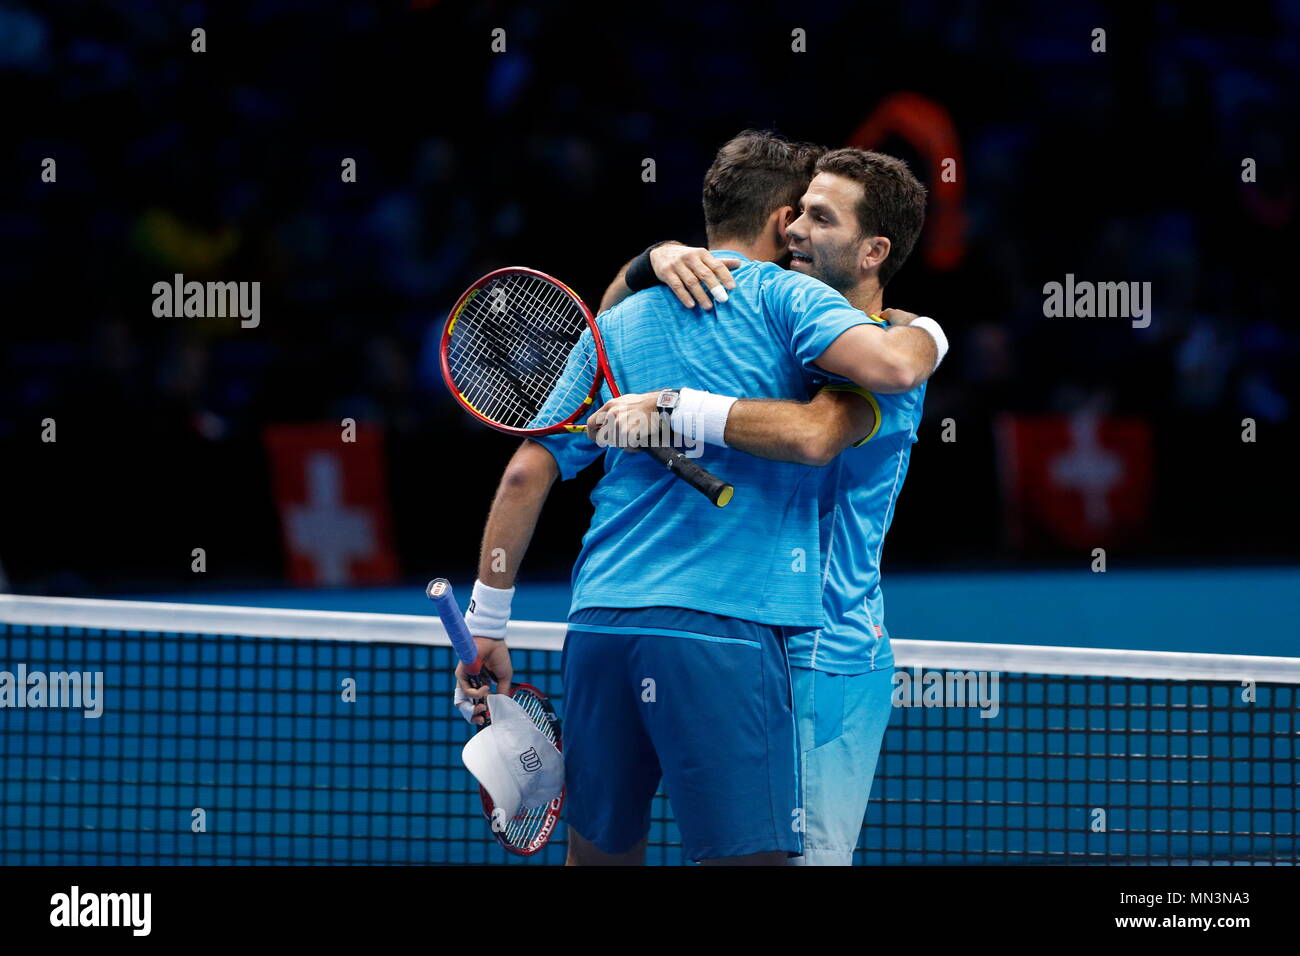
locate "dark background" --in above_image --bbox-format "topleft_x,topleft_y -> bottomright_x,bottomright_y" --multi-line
1,0 -> 1296,595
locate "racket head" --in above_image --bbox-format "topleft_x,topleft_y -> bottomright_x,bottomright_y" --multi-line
440,267 -> 616,436
477,682 -> 565,856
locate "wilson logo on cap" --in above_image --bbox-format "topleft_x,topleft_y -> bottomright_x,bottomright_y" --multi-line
518,747 -> 542,773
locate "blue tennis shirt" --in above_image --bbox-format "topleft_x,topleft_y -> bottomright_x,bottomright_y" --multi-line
786,377 -> 926,674
538,252 -> 874,628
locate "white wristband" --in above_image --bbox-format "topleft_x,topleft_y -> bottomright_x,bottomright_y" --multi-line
909,317 -> 948,370
463,579 -> 514,640
669,387 -> 737,448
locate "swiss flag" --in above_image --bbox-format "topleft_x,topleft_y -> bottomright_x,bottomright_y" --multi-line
263,423 -> 400,586
996,413 -> 1153,550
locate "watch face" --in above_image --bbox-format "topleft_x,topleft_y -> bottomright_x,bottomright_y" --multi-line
657,390 -> 680,410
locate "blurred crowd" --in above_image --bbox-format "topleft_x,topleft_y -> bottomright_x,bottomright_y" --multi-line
1,0 -> 1296,589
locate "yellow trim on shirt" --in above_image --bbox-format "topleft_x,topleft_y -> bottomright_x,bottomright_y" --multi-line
819,384 -> 881,446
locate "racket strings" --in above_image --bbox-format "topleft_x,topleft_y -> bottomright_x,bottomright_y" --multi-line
447,273 -> 599,430
514,692 -> 559,745
463,289 -> 568,414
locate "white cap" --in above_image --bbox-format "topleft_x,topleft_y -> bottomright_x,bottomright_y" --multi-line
461,694 -> 564,818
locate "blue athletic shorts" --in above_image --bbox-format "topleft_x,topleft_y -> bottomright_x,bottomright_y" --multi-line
560,606 -> 802,862
788,665 -> 894,866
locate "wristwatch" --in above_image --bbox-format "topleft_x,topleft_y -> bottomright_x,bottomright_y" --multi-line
655,388 -> 682,413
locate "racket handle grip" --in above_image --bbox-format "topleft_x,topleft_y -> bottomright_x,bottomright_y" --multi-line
426,578 -> 482,671
645,445 -> 734,507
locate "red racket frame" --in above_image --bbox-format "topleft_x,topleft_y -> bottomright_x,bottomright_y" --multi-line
440,266 -> 620,437
441,265 -> 735,504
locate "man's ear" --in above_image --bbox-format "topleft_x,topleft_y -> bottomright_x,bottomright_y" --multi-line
773,205 -> 797,243
860,235 -> 892,276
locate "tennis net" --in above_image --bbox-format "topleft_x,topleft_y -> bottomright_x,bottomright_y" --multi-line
2,595 -> 1297,865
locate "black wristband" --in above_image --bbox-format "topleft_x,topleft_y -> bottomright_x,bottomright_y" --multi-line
624,241 -> 675,292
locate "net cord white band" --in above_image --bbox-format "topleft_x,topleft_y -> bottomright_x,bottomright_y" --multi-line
3,595 -> 1299,684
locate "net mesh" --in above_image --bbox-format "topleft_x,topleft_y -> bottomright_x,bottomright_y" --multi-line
444,271 -> 598,431
1,598 -> 1296,865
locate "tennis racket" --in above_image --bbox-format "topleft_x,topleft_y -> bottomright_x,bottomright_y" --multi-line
440,266 -> 735,507
477,682 -> 563,855
426,578 -> 564,856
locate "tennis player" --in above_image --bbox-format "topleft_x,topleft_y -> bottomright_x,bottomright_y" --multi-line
589,147 -> 937,865
453,132 -> 944,865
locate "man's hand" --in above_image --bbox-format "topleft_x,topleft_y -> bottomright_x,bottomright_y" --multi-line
454,636 -> 513,726
879,308 -> 919,326
586,392 -> 663,450
651,245 -> 740,310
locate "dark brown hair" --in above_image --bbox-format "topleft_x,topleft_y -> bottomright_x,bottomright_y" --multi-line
814,148 -> 927,286
702,131 -> 823,245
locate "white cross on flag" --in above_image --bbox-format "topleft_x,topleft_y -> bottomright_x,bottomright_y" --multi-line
996,412 -> 1153,550
263,423 -> 399,586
